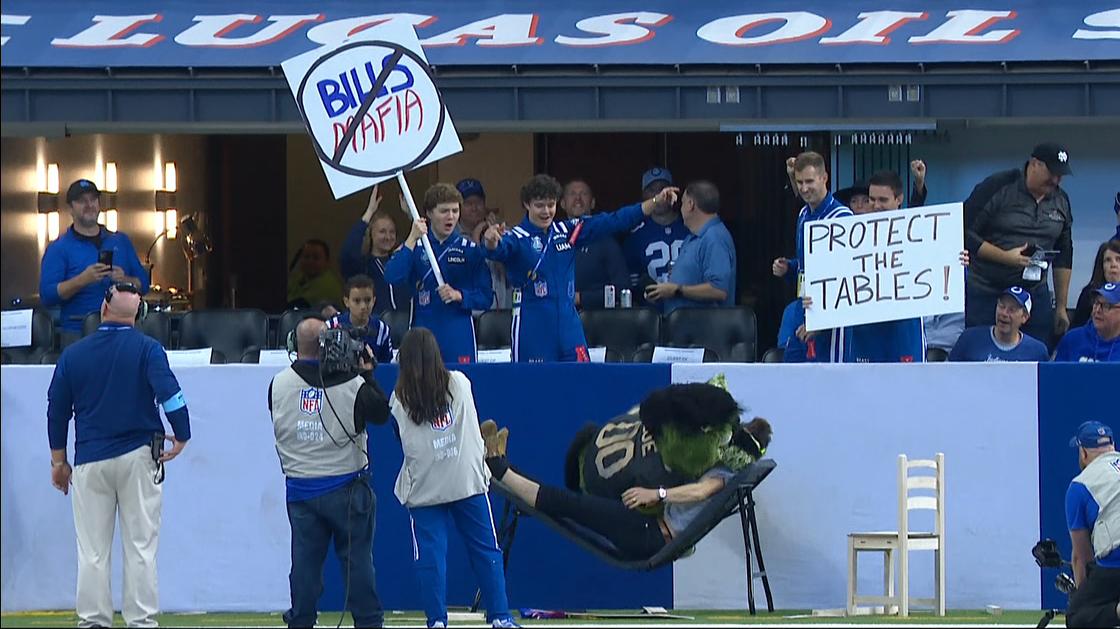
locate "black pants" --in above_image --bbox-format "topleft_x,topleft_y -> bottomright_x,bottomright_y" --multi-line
1068,564 -> 1120,628
536,485 -> 666,560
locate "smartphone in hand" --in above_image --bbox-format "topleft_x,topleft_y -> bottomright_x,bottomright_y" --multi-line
98,250 -> 114,267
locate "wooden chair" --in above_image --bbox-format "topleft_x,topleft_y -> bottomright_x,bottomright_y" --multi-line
847,453 -> 945,617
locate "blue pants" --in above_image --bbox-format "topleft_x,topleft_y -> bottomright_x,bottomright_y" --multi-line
415,311 -> 477,364
285,479 -> 383,628
512,301 -> 589,362
408,493 -> 512,627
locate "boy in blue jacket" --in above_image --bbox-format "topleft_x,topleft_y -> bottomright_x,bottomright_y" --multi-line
386,183 -> 492,364
482,174 -> 675,362
1056,283 -> 1120,362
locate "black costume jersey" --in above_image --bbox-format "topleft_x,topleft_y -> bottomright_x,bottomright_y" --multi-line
577,413 -> 691,499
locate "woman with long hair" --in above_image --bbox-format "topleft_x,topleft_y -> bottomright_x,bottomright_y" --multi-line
1072,239 -> 1120,328
390,328 -> 517,629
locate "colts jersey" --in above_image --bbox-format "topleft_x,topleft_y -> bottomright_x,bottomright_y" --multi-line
622,217 -> 690,286
579,414 -> 691,499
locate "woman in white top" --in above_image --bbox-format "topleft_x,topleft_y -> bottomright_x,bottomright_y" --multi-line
390,327 -> 518,629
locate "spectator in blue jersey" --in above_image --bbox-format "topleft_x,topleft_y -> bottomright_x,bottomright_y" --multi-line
773,151 -> 853,361
776,299 -> 808,363
340,185 -> 409,315
1072,240 -> 1120,329
386,183 -> 492,364
1055,282 -> 1120,362
40,179 -> 149,347
623,167 -> 691,305
644,181 -> 736,314
332,274 -> 393,364
1063,420 -> 1120,628
563,179 -> 631,309
482,174 -> 675,362
949,286 -> 1049,362
47,282 -> 190,628
459,178 -> 512,310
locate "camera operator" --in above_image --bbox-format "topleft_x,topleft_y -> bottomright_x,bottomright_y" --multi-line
1065,420 -> 1120,628
267,317 -> 390,629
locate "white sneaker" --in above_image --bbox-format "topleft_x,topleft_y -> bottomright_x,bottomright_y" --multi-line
431,622 -> 446,629
492,618 -> 521,628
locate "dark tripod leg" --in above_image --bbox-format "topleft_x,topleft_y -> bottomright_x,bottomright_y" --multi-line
737,487 -> 757,615
746,489 -> 774,612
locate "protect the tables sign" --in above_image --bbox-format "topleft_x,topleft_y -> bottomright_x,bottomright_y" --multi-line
281,22 -> 462,200
803,202 -> 965,331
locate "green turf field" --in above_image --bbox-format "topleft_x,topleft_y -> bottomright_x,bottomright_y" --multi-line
0,609 -> 1055,627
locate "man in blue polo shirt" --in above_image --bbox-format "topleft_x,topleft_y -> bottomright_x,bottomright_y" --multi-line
47,282 -> 191,628
40,179 -> 149,346
1055,283 -> 1120,362
1064,420 -> 1120,628
949,286 -> 1050,362
643,181 -> 735,314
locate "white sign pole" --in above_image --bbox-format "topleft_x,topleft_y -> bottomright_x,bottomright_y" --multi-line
396,171 -> 445,287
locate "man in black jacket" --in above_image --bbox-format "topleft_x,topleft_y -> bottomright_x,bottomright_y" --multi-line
963,142 -> 1074,348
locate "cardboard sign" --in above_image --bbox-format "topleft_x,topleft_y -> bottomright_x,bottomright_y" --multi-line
803,203 -> 965,331
281,22 -> 462,199
476,348 -> 512,363
652,346 -> 706,363
1,309 -> 33,348
166,348 -> 213,367
257,349 -> 294,367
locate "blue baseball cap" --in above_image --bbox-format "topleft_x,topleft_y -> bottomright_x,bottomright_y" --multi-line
641,167 -> 673,191
1069,421 -> 1114,449
1001,286 -> 1032,314
455,178 -> 485,200
1094,282 -> 1120,305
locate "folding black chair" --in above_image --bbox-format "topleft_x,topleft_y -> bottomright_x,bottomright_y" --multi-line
476,459 -> 776,614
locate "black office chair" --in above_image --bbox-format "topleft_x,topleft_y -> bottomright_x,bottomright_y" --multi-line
275,308 -> 324,350
476,310 -> 512,350
761,347 -> 785,363
178,309 -> 269,363
381,308 -> 412,349
579,308 -> 660,363
926,347 -> 950,362
2,308 -> 55,364
663,306 -> 758,362
82,311 -> 171,348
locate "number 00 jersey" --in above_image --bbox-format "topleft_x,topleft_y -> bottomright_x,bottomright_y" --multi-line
578,414 -> 692,499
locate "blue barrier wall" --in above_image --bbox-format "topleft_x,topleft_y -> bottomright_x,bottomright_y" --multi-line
319,363 -> 675,611
1036,362 -> 1120,610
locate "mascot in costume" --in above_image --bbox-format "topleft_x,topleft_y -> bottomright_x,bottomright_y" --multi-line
564,374 -> 772,501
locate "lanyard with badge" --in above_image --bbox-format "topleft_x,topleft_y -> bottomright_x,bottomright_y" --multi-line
416,236 -> 452,306
513,223 -> 555,306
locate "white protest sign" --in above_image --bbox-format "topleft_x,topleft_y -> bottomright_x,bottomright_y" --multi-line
281,22 -> 463,200
652,346 -> 706,363
166,348 -> 213,367
1,309 -> 33,348
803,202 -> 965,331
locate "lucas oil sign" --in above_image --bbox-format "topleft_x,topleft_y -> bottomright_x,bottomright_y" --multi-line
281,22 -> 462,199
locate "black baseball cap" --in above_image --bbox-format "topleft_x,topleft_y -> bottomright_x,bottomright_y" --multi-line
1030,142 -> 1072,176
66,179 -> 100,203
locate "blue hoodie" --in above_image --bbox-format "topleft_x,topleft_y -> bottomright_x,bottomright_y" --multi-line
1054,322 -> 1120,363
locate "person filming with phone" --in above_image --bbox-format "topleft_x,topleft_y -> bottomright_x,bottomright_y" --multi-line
963,143 -> 1074,349
40,179 -> 149,347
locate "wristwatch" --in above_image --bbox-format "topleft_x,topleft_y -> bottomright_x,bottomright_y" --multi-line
657,486 -> 668,502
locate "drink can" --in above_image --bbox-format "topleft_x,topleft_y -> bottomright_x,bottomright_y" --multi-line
604,285 -> 616,308
620,289 -> 633,308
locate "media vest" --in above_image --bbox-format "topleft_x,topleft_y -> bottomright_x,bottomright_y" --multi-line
270,368 -> 367,479
1073,451 -> 1120,560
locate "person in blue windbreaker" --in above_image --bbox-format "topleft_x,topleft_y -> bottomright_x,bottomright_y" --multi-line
385,183 -> 492,364
481,174 -> 675,362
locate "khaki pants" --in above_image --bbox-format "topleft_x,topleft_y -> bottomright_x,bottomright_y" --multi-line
72,445 -> 162,628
